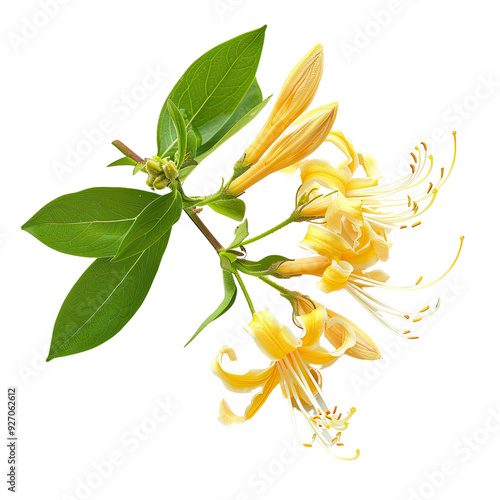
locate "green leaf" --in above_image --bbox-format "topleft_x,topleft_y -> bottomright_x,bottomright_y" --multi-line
184,270 -> 237,346
113,190 -> 182,261
167,100 -> 187,167
107,157 -> 137,167
196,83 -> 271,162
22,188 -> 158,258
47,230 -> 171,361
235,255 -> 290,276
157,26 -> 266,158
228,219 -> 249,249
208,197 -> 246,221
185,129 -> 198,161
133,162 -> 146,175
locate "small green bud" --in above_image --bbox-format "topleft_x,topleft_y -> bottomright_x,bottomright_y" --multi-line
153,174 -> 169,190
146,158 -> 163,175
146,175 -> 155,187
163,160 -> 178,181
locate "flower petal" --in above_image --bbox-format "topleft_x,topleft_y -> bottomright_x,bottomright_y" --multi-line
211,345 -> 276,393
300,224 -> 351,262
325,312 -> 381,361
317,260 -> 353,293
217,366 -> 281,425
296,305 -> 327,348
247,310 -> 301,361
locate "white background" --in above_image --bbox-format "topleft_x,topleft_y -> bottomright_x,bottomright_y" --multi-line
2,1 -> 499,499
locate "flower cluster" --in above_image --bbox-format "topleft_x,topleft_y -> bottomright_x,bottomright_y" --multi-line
212,44 -> 462,457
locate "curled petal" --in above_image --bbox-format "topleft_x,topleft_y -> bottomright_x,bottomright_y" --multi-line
317,260 -> 353,293
325,313 -> 381,361
296,304 -> 327,348
211,345 -> 276,393
217,366 -> 281,425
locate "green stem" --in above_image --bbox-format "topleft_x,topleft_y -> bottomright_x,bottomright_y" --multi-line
240,213 -> 298,246
258,275 -> 293,297
234,270 -> 255,315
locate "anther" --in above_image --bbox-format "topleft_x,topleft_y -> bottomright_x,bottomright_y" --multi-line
411,153 -> 417,163
427,182 -> 433,194
415,276 -> 423,285
421,142 -> 427,151
404,314 -> 410,319
400,225 -> 407,229
419,305 -> 430,312
412,221 -> 421,228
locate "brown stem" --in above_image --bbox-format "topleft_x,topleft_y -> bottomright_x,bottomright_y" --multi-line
111,140 -> 225,253
185,209 -> 224,253
112,140 -> 145,164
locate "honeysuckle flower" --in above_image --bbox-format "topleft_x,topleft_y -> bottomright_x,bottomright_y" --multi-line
211,308 -> 359,457
278,223 -> 390,292
227,104 -> 338,196
243,44 -> 324,167
296,131 -> 458,246
279,233 -> 464,337
291,293 -> 381,361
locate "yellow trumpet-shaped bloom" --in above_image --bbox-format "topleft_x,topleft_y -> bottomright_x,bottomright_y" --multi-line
243,44 -> 324,167
297,131 -> 458,247
227,104 -> 338,195
211,309 -> 359,457
292,294 -> 381,361
279,231 -> 464,337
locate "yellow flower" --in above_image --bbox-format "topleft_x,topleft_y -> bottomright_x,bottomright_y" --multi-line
278,223 -> 390,291
297,131 -> 458,244
211,308 -> 359,457
279,230 -> 464,337
292,294 -> 381,361
227,104 -> 338,196
243,44 -> 324,167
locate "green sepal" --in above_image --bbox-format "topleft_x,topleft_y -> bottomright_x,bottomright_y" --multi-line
234,255 -> 290,276
228,219 -> 249,249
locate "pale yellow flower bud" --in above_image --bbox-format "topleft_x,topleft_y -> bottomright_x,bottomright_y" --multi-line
243,44 -> 324,166
227,104 -> 338,195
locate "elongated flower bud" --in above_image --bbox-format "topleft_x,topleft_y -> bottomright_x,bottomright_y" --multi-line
227,104 -> 337,195
243,44 -> 324,167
